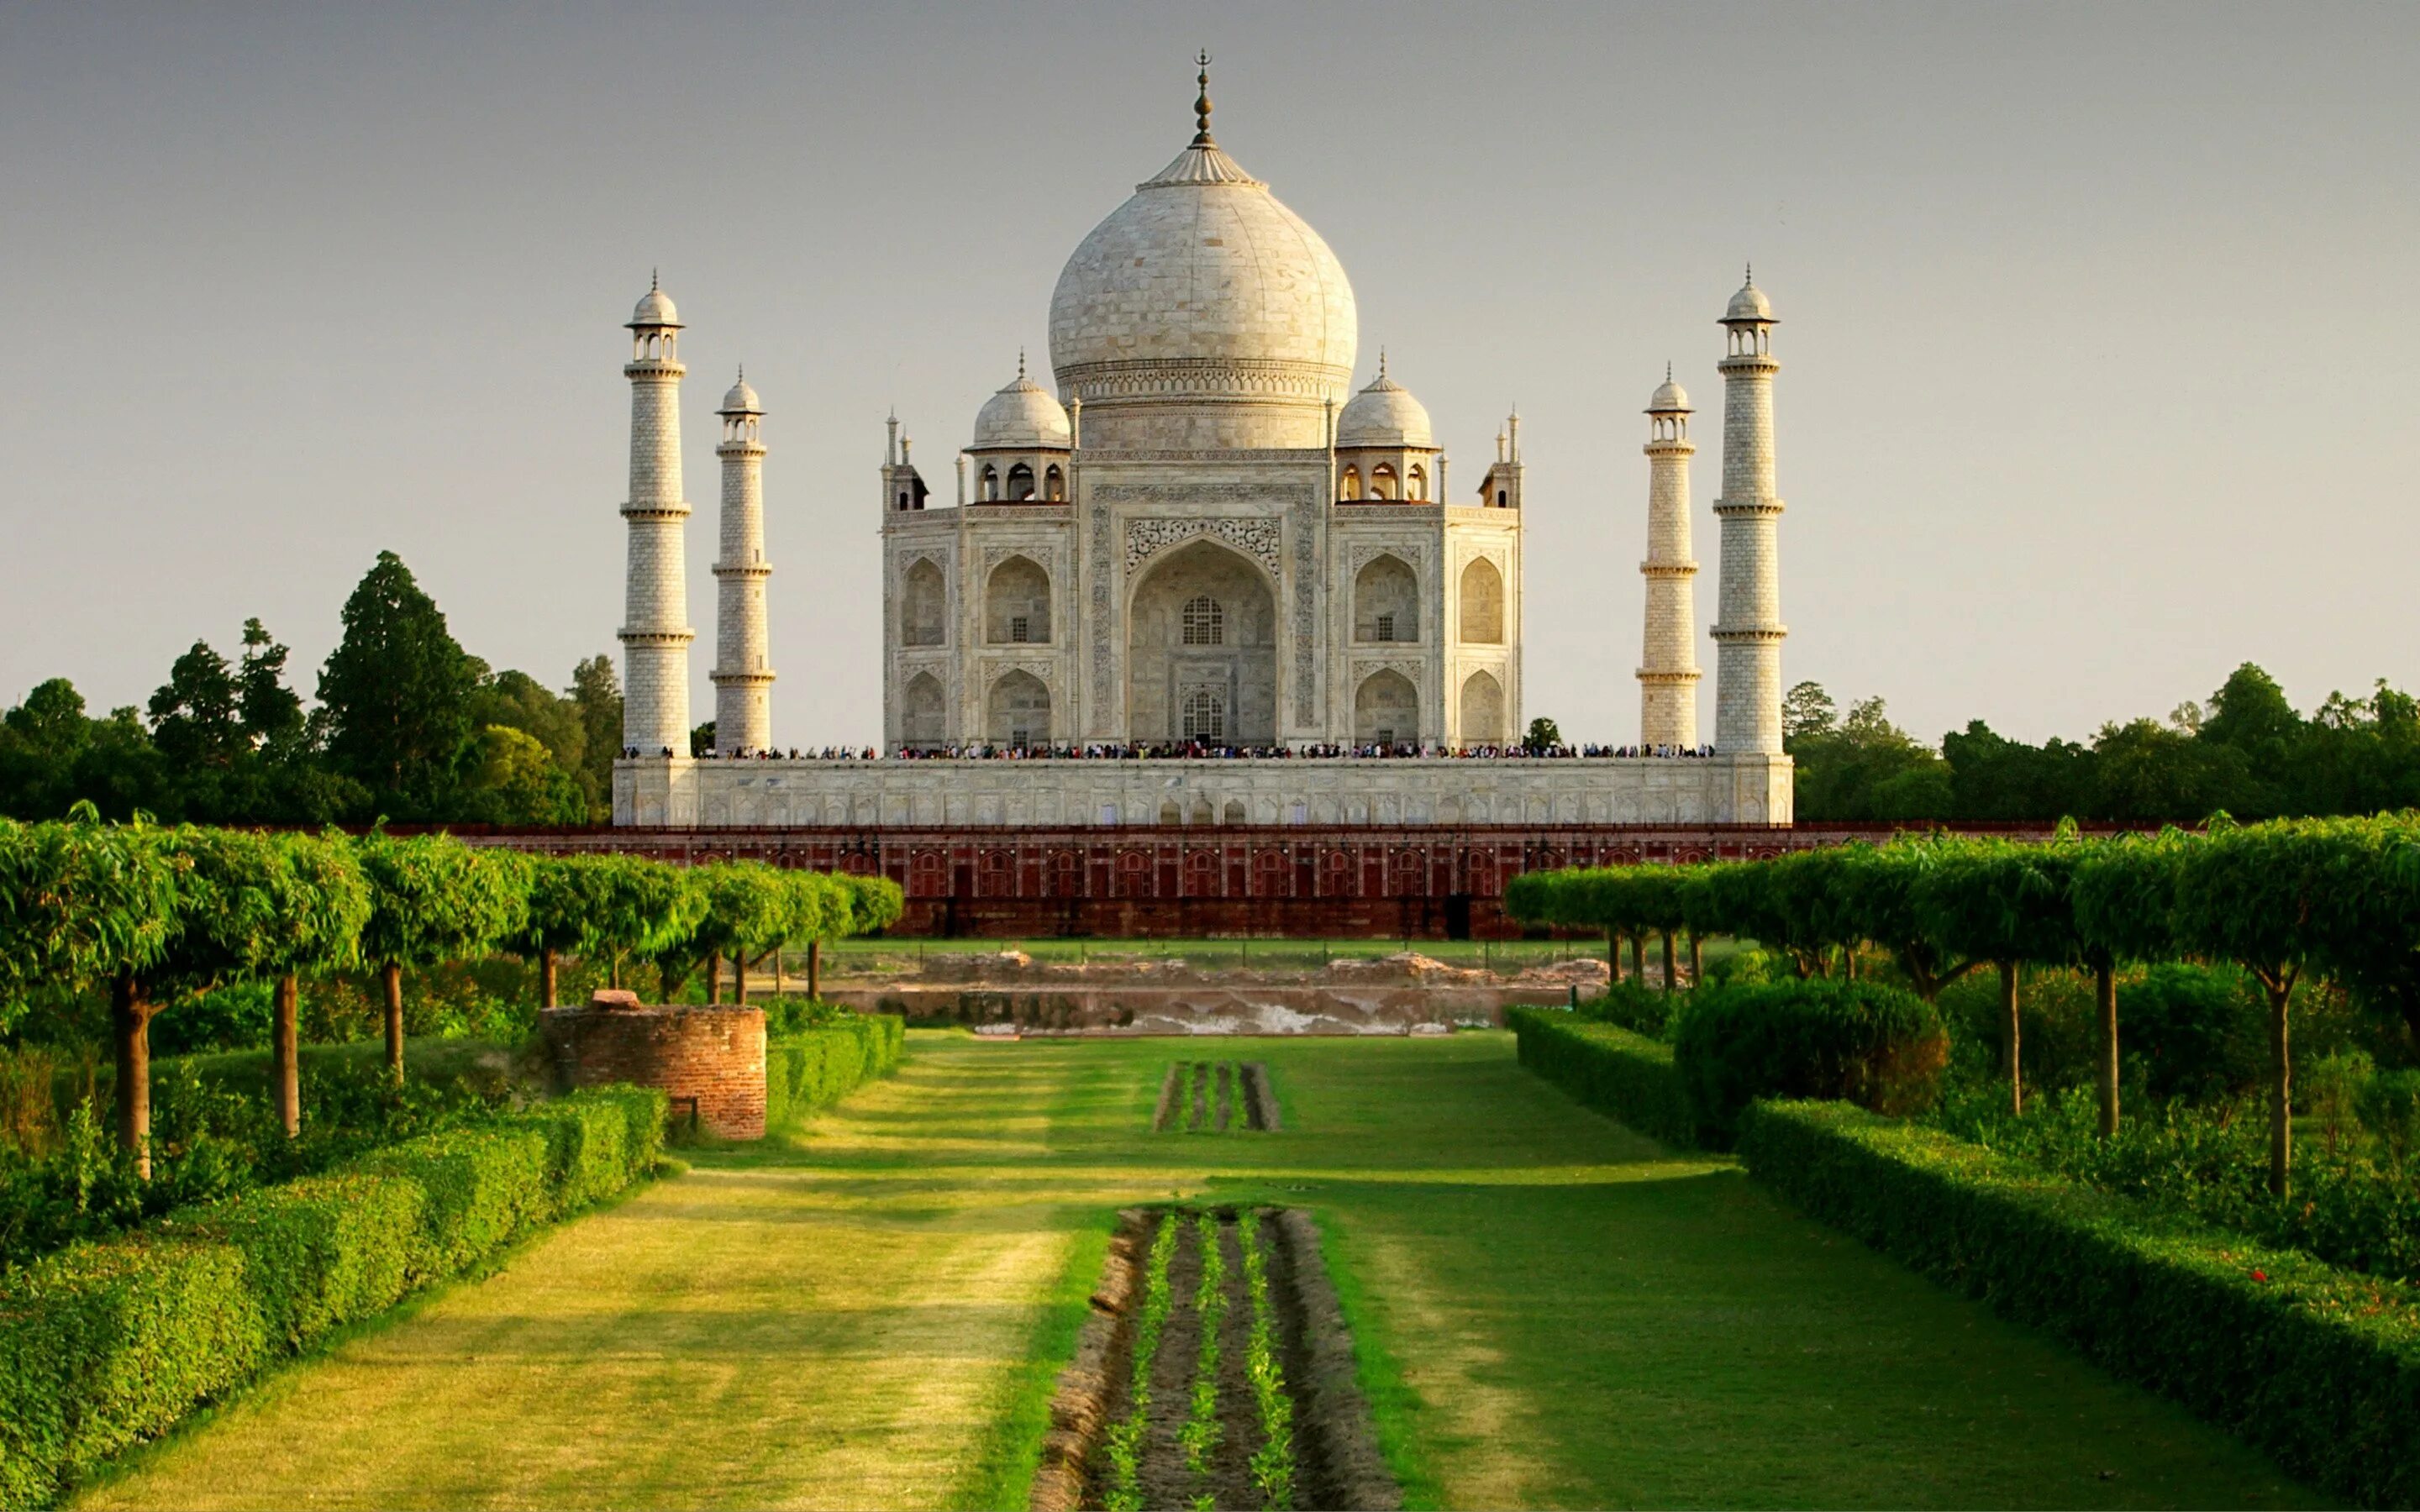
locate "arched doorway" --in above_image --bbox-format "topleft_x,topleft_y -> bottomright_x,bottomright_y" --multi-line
986,670 -> 1050,748
1127,538 -> 1277,745
1354,554 -> 1418,643
986,555 -> 1050,643
1355,669 -> 1418,747
902,671 -> 945,748
1460,558 -> 1504,643
1460,669 -> 1505,746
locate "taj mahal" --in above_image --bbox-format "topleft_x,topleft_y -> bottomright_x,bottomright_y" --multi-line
612,62 -> 1792,830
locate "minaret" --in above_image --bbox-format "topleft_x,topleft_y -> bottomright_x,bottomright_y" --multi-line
620,275 -> 694,759
1711,269 -> 1785,753
1639,365 -> 1700,747
711,370 -> 773,756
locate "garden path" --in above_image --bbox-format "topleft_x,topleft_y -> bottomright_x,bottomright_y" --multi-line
79,1033 -> 2323,1510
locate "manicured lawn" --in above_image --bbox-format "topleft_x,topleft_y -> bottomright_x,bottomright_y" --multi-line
79,1032 -> 2322,1510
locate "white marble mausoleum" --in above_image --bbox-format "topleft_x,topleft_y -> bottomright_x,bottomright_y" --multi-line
612,61 -> 1793,829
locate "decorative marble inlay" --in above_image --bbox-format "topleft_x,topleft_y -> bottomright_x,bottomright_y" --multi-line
1123,516 -> 1282,575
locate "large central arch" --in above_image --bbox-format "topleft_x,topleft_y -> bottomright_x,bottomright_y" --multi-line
1126,538 -> 1277,744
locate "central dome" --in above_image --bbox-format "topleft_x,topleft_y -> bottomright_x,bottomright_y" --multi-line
1048,113 -> 1356,449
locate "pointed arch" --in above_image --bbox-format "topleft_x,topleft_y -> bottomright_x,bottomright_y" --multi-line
985,670 -> 1050,748
1460,669 -> 1505,746
901,671 -> 945,748
1355,669 -> 1419,747
1460,557 -> 1505,643
1354,553 -> 1418,643
902,559 -> 947,647
985,554 -> 1051,643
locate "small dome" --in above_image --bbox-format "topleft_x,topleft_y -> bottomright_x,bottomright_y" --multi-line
1723,276 -> 1773,323
1647,375 -> 1690,412
971,361 -> 1072,449
629,281 -> 680,328
1335,360 -> 1434,449
719,373 -> 760,414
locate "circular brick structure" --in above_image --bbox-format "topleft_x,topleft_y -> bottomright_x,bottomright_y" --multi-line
540,990 -> 766,1140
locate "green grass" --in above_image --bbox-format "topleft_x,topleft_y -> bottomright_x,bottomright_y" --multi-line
77,1032 -> 2323,1510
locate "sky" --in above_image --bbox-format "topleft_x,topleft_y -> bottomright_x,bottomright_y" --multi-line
3,3 -> 2414,748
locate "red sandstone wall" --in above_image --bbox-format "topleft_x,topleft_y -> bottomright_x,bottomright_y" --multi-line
541,1005 -> 766,1140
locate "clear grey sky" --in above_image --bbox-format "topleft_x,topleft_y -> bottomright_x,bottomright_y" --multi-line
3,3 -> 2412,747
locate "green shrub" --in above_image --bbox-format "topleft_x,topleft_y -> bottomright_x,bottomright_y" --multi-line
764,1015 -> 903,1131
359,1127 -> 552,1280
508,1087 -> 664,1215
1573,980 -> 1675,1038
2360,1069 -> 2420,1168
1671,979 -> 1946,1142
0,1235 -> 266,1509
2120,963 -> 2264,1102
1739,1100 -> 2420,1508
187,1173 -> 422,1348
1507,1007 -> 1697,1148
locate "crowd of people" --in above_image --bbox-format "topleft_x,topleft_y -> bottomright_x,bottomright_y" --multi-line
641,742 -> 1723,762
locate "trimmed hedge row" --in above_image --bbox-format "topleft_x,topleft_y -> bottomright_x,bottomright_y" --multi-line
765,1014 -> 904,1132
1506,1006 -> 1697,1149
1738,1100 -> 2420,1509
0,1086 -> 666,1511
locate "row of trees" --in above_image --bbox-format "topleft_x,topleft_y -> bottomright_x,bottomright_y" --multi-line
0,809 -> 903,1175
1507,815 -> 2420,1198
1786,663 -> 2420,822
0,552 -> 623,827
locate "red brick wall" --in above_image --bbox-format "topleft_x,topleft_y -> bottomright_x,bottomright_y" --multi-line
539,1005 -> 766,1140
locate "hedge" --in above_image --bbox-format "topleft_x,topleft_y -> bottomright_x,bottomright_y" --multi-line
1506,1006 -> 1698,1149
765,1014 -> 904,1131
1738,1100 -> 2420,1508
0,1086 -> 666,1510
1670,979 -> 1947,1142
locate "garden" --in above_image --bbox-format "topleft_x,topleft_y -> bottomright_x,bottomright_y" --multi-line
1504,814 -> 2420,1507
0,810 -> 905,1509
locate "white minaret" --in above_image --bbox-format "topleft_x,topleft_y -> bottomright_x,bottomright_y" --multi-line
1638,365 -> 1700,748
711,370 -> 773,756
619,276 -> 695,758
1711,270 -> 1785,753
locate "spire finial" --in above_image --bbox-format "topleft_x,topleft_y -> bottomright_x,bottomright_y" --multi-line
1192,50 -> 1215,146
1378,347 -> 1388,381
651,267 -> 660,292
1665,360 -> 1673,382
1018,348 -> 1027,381
1744,260 -> 1753,285
737,363 -> 744,381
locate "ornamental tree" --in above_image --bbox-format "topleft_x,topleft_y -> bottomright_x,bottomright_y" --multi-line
1831,840 -> 1985,1002
2172,818 -> 2353,1196
0,809 -> 180,1168
655,862 -> 793,1004
255,832 -> 371,1137
357,833 -> 529,1081
1910,837 -> 2089,1119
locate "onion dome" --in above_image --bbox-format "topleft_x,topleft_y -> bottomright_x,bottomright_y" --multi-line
1647,365 -> 1691,413
1047,57 -> 1355,411
718,370 -> 761,415
1723,267 -> 1774,323
1335,354 -> 1434,448
629,272 -> 681,329
971,354 -> 1073,449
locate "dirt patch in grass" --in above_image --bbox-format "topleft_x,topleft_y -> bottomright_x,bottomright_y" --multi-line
1154,1062 -> 1280,1133
1037,1206 -> 1398,1512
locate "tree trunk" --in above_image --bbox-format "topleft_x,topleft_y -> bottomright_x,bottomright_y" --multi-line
540,948 -> 559,1009
1844,948 -> 1860,981
1999,961 -> 2022,1116
1687,934 -> 1702,989
381,962 -> 405,1086
734,950 -> 749,1005
1608,931 -> 1623,982
2268,978 -> 2293,1198
808,938 -> 823,1001
708,951 -> 724,1005
609,953 -> 623,991
112,975 -> 155,1179
1660,930 -> 1676,995
2096,962 -> 2119,1139
273,972 -> 301,1138
1629,933 -> 1644,984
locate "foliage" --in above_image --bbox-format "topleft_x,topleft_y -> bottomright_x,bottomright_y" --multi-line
1737,1099 -> 2420,1509
1572,980 -> 1676,1037
356,834 -> 528,971
762,1015 -> 903,1131
1670,979 -> 1948,1142
1507,1007 -> 1697,1149
0,813 -> 180,1018
1234,1213 -> 1297,1510
1102,1211 -> 1180,1512
0,1085 -> 665,1510
1180,1210 -> 1226,1475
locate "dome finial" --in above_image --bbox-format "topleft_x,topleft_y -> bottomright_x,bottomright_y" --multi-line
1018,347 -> 1027,381
1666,360 -> 1673,381
1192,50 -> 1215,147
1378,347 -> 1387,381
651,266 -> 660,292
